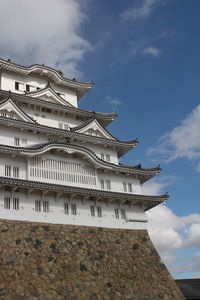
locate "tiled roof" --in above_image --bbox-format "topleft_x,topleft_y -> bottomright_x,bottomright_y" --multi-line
0,176 -> 168,211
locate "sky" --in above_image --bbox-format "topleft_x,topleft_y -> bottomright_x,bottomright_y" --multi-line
0,0 -> 200,279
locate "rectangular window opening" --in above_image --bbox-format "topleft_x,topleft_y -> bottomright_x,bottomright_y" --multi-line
106,180 -> 111,190
90,205 -> 95,217
35,200 -> 41,212
97,206 -> 102,218
4,197 -> 10,209
121,209 -> 126,219
100,179 -> 104,190
71,204 -> 77,215
43,201 -> 49,213
64,203 -> 69,214
13,198 -> 19,210
5,165 -> 11,177
13,167 -> 19,178
14,137 -> 20,146
115,208 -> 119,219
123,182 -> 127,193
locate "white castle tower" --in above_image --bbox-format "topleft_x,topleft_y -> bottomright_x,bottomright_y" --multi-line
0,58 -> 167,228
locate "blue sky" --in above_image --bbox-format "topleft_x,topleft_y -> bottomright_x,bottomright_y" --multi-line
0,0 -> 200,279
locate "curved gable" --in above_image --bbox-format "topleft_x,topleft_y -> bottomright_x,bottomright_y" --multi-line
27,87 -> 73,107
72,119 -> 116,140
0,99 -> 36,124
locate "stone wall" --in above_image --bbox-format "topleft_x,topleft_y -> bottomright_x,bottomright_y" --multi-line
0,219 -> 185,300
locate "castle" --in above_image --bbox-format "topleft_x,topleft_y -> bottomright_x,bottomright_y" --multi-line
0,58 -> 167,228
0,58 -> 185,299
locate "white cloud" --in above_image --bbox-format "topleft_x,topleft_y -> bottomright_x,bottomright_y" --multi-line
148,104 -> 200,168
0,0 -> 91,77
142,175 -> 176,195
121,0 -> 161,22
143,46 -> 161,57
147,203 -> 200,277
106,95 -> 122,110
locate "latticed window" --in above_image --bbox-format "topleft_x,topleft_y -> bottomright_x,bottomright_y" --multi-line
64,203 -> 69,214
35,200 -> 41,212
5,165 -> 11,177
13,167 -> 19,178
123,182 -> 127,192
128,183 -> 132,193
115,208 -> 119,219
106,180 -> 111,190
4,197 -> 10,209
97,206 -> 102,217
90,206 -> 95,216
14,137 -> 20,146
121,209 -> 126,219
43,201 -> 49,213
100,179 -> 104,190
13,198 -> 19,210
71,204 -> 77,215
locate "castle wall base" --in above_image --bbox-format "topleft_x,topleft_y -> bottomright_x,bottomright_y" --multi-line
0,219 -> 185,300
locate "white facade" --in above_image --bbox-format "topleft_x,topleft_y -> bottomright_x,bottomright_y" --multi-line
0,59 -> 166,229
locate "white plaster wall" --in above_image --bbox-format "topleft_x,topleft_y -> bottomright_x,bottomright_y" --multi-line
0,154 -> 27,179
0,151 -> 142,194
97,170 -> 142,194
0,126 -> 49,146
1,72 -> 78,107
0,190 -> 147,229
75,142 -> 119,165
22,107 -> 82,129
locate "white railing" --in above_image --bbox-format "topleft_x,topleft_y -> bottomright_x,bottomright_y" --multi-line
29,157 -> 97,185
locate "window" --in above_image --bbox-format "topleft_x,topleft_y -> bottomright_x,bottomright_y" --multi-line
128,183 -> 132,193
90,205 -> 95,216
14,137 -> 20,146
121,209 -> 126,219
15,81 -> 24,91
58,122 -> 68,130
106,180 -> 111,190
26,84 -> 30,92
5,165 -> 11,177
4,197 -> 10,209
64,124 -> 69,130
97,206 -> 102,217
64,203 -> 69,214
71,204 -> 77,215
115,208 -> 119,219
106,154 -> 110,162
100,179 -> 104,190
100,153 -> 104,160
43,201 -> 49,213
123,182 -> 127,193
35,200 -> 41,212
15,82 -> 19,90
1,112 -> 7,117
13,167 -> 19,178
13,198 -> 19,210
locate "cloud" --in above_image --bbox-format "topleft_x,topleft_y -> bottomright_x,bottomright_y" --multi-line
106,95 -> 122,110
121,0 -> 161,22
147,204 -> 200,277
142,175 -> 176,195
143,46 -> 161,57
0,0 -> 91,77
148,104 -> 200,169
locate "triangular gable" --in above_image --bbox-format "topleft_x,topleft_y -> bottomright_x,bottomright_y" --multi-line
0,99 -> 36,124
73,119 -> 116,140
27,87 -> 73,107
